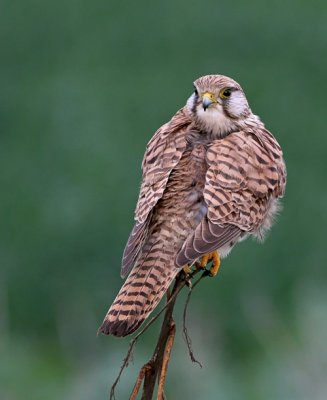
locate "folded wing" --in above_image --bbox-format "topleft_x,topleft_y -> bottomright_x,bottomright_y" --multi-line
121,108 -> 192,277
176,129 -> 286,267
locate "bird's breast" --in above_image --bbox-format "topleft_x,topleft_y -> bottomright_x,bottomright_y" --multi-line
156,143 -> 208,220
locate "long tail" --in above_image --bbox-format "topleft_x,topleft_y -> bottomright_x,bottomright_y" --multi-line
98,235 -> 180,337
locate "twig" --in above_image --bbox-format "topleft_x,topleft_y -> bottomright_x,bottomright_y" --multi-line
110,338 -> 137,400
139,273 -> 185,400
157,321 -> 176,399
130,363 -> 152,400
110,266 -> 208,399
109,273 -> 186,400
182,271 -> 209,368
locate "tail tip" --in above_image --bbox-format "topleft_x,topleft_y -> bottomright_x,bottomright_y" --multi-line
97,318 -> 142,337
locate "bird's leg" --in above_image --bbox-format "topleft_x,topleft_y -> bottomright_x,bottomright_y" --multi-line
199,251 -> 221,277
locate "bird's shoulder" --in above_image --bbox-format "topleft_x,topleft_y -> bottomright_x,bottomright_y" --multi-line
135,107 -> 193,223
141,107 -> 192,177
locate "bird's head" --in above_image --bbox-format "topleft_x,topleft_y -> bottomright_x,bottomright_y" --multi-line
187,75 -> 251,137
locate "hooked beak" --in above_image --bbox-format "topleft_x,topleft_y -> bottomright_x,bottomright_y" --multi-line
202,92 -> 217,111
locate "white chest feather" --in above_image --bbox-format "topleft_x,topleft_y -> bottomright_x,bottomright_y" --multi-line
196,107 -> 233,137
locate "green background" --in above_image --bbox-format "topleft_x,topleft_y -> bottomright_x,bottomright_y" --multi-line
1,0 -> 327,399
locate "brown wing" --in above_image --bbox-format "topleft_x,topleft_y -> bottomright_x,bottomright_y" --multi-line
121,219 -> 151,278
135,107 -> 191,223
121,107 -> 192,277
176,128 -> 286,267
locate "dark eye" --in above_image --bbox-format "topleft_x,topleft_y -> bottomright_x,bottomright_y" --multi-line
220,88 -> 232,99
193,85 -> 198,96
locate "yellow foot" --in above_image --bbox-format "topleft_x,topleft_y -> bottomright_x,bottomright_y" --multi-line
199,251 -> 221,277
183,264 -> 192,275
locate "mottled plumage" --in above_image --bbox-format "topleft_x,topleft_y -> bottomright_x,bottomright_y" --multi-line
99,75 -> 286,337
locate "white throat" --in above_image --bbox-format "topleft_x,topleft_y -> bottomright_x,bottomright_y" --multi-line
186,93 -> 236,138
196,106 -> 234,138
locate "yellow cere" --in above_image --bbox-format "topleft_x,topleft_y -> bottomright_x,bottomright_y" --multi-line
202,92 -> 217,103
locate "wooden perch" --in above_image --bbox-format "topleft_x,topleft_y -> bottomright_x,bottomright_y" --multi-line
110,265 -> 210,400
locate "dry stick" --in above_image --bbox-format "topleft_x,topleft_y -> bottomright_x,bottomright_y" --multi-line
140,272 -> 185,400
110,267 -> 207,400
140,270 -> 209,399
157,321 -> 176,399
129,364 -> 151,400
110,339 -> 137,400
110,271 -> 188,400
182,270 -> 210,368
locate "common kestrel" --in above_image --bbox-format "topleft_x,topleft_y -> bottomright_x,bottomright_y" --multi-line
99,75 -> 286,337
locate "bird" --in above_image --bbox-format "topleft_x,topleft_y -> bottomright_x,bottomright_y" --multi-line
99,74 -> 286,337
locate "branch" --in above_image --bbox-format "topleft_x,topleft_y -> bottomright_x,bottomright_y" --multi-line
110,266 -> 209,400
157,321 -> 175,399
182,271 -> 208,368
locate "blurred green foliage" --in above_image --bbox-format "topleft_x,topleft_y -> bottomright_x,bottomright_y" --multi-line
1,0 -> 327,399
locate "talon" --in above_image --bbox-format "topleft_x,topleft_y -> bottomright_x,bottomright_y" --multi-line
199,254 -> 210,268
199,251 -> 221,277
183,264 -> 192,275
201,269 -> 211,278
209,251 -> 221,277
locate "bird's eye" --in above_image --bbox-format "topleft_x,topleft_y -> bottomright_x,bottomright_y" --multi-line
220,88 -> 232,99
193,86 -> 198,96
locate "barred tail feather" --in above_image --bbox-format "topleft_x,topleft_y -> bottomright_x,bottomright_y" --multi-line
98,239 -> 179,337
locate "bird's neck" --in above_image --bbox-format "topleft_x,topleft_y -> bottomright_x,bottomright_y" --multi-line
189,108 -> 262,141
